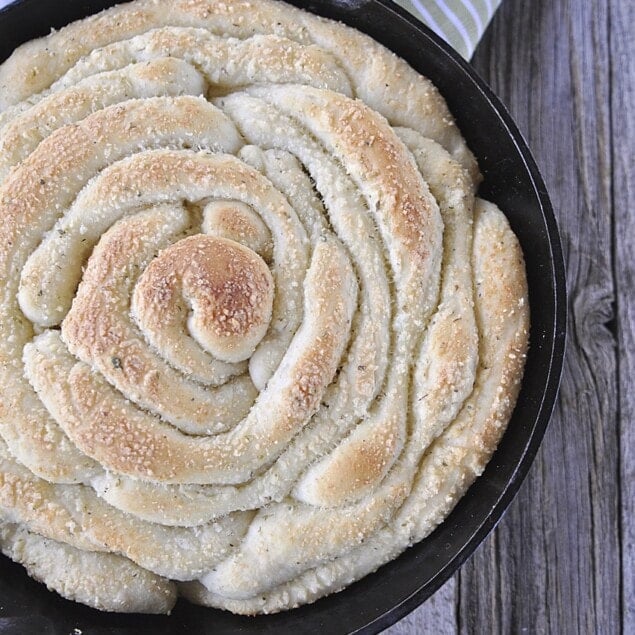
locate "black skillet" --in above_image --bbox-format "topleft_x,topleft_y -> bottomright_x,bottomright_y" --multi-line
0,1 -> 566,633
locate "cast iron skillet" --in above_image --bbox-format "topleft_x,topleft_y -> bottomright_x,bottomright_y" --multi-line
0,1 -> 566,633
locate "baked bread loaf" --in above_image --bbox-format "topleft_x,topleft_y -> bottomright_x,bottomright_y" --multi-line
0,0 -> 529,615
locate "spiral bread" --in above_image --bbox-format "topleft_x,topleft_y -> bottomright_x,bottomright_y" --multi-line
0,0 -> 529,615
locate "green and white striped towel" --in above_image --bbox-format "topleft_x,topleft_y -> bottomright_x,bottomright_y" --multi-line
0,0 -> 500,59
395,0 -> 502,59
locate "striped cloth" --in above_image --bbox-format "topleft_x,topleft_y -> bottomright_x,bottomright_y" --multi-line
0,0 -> 501,59
396,0 -> 502,58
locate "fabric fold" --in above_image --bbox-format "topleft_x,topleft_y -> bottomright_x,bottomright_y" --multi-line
396,0 -> 502,58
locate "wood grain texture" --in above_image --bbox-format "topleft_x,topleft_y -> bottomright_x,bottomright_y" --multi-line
387,579 -> 457,635
612,0 -> 635,632
387,0 -> 630,632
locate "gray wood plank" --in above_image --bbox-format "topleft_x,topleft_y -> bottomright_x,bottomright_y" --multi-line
457,0 -> 622,633
611,0 -> 635,632
386,579 -> 457,635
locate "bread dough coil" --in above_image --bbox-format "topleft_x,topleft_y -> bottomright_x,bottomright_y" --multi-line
0,0 -> 528,615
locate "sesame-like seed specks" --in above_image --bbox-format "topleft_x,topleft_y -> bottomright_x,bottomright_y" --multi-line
0,0 -> 528,617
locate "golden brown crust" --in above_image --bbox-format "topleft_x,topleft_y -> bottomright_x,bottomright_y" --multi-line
0,57 -> 206,180
0,0 -> 477,177
202,201 -> 274,262
0,0 -> 527,616
33,228 -> 356,484
133,235 -> 274,363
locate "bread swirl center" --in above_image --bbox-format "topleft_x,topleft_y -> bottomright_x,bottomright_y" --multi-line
134,235 -> 274,364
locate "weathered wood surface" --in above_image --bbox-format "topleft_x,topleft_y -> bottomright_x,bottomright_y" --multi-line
613,0 -> 634,631
387,0 -> 632,632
